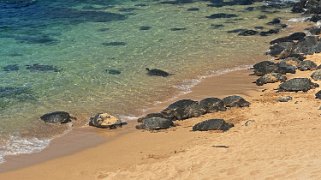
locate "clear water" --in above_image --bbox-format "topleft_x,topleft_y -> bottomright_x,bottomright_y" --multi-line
0,0 -> 299,162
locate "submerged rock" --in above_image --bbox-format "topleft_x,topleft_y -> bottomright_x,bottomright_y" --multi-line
26,64 -> 60,72
238,30 -> 258,36
161,99 -> 206,120
222,95 -> 250,108
89,113 -> 126,129
146,68 -> 171,77
199,97 -> 226,113
278,78 -> 319,92
40,111 -> 76,124
192,119 -> 234,131
3,64 -> 19,72
206,13 -> 238,19
255,73 -> 287,86
106,69 -> 121,75
136,117 -> 173,130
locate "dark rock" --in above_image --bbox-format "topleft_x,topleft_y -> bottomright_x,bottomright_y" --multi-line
255,73 -> 287,86
278,78 -> 319,92
252,61 -> 278,76
106,69 -> 121,75
238,30 -> 258,36
40,111 -> 75,124
199,98 -> 226,113
26,64 -> 60,72
222,95 -> 250,108
267,18 -> 281,25
139,26 -> 151,30
316,90 -> 321,99
192,119 -> 234,131
277,96 -> 292,102
206,13 -> 238,19
311,69 -> 321,80
161,99 -> 206,120
137,113 -> 166,123
136,117 -> 173,130
3,64 -> 19,72
146,68 -> 171,77
102,42 -> 126,46
298,60 -> 317,71
270,32 -> 306,45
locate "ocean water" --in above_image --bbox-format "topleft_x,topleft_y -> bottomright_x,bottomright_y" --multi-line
0,0 -> 299,163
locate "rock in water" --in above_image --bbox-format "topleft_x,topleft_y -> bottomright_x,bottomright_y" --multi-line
136,117 -> 173,130
161,99 -> 206,120
298,60 -> 317,71
255,73 -> 287,86
252,61 -> 278,76
222,96 -> 250,107
199,98 -> 226,113
311,70 -> 321,80
146,68 -> 171,77
40,111 -> 75,124
192,119 -> 234,131
89,113 -> 126,129
278,78 -> 319,92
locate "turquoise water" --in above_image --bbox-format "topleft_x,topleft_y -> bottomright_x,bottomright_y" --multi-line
0,0 -> 299,162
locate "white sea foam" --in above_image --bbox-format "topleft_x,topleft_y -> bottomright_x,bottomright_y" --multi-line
118,114 -> 140,121
0,136 -> 51,164
288,17 -> 310,22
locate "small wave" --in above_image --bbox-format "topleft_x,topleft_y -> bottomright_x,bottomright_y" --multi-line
0,136 -> 51,164
175,65 -> 252,94
288,17 -> 310,22
118,114 -> 139,121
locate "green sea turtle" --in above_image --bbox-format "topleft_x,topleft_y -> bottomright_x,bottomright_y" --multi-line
40,111 -> 76,124
278,78 -> 319,92
89,113 -> 127,129
146,68 -> 171,77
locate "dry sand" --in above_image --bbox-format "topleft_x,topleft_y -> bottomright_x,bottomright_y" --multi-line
2,55 -> 321,179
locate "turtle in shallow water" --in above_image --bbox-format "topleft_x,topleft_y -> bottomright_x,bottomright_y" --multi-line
278,78 -> 319,92
40,111 -> 76,124
89,113 -> 127,129
146,68 -> 171,77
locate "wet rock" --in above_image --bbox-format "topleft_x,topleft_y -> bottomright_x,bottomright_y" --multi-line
255,73 -> 287,86
298,60 -> 317,71
199,98 -> 226,113
161,99 -> 206,120
277,96 -> 292,102
26,64 -> 60,72
102,42 -> 126,46
238,30 -> 258,36
315,90 -> 321,99
146,68 -> 171,77
278,78 -> 319,92
136,117 -> 173,130
311,69 -> 321,80
192,119 -> 234,131
270,32 -> 306,44
3,64 -> 19,72
206,13 -> 238,19
139,26 -> 151,30
89,113 -> 126,129
137,113 -> 166,123
40,111 -> 76,124
252,61 -> 278,76
106,69 -> 121,75
222,95 -> 250,108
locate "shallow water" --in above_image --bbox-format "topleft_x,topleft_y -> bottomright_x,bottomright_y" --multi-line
0,0 -> 300,162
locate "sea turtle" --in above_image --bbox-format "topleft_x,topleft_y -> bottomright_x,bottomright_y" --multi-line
315,90 -> 321,99
278,78 -> 319,92
255,73 -> 287,86
137,113 -> 166,123
199,97 -> 226,113
40,111 -> 76,124
222,95 -> 250,108
146,68 -> 171,77
161,99 -> 206,120
311,69 -> 321,80
298,60 -> 317,71
89,113 -> 127,129
192,119 -> 234,131
135,117 -> 173,130
252,61 -> 278,76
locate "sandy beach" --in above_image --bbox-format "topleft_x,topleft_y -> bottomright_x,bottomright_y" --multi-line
2,53 -> 321,179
